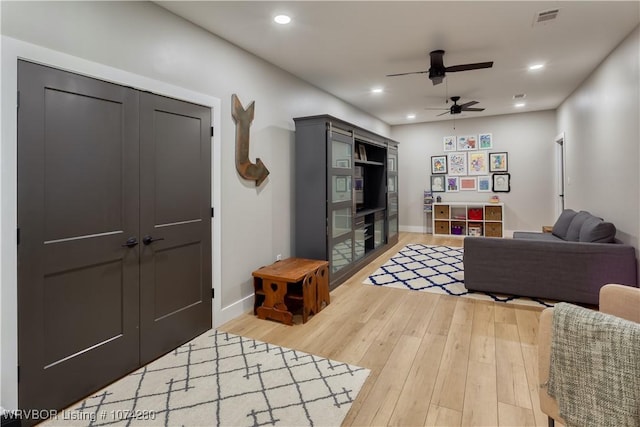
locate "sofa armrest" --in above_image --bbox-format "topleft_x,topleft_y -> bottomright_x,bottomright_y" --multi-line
600,283 -> 640,322
538,284 -> 640,424
538,308 -> 563,424
463,237 -> 637,305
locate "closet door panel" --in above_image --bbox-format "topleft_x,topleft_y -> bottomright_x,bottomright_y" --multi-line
139,93 -> 212,364
17,60 -> 140,415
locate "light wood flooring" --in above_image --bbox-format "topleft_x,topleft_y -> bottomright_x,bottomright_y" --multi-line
219,232 -> 552,426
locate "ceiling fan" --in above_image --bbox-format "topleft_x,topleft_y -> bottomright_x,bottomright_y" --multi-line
426,96 -> 485,116
387,49 -> 494,85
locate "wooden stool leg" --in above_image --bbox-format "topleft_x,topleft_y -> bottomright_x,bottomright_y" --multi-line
302,273 -> 317,324
257,279 -> 293,325
315,264 -> 330,312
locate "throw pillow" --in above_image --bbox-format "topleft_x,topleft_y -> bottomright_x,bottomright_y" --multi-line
565,211 -> 592,241
552,209 -> 577,240
579,216 -> 616,243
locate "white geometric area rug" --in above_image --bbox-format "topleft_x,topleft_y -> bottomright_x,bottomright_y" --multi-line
43,330 -> 370,427
364,244 -> 554,308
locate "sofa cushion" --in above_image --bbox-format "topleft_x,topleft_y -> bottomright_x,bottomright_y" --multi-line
552,209 -> 577,240
566,211 -> 593,241
579,216 -> 616,243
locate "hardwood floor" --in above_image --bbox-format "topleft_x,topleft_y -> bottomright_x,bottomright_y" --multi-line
219,232 -> 551,426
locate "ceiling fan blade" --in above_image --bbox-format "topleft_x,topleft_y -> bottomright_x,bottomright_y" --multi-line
445,61 -> 494,73
461,107 -> 485,112
437,111 -> 450,117
386,70 -> 429,77
424,107 -> 449,111
458,101 -> 479,109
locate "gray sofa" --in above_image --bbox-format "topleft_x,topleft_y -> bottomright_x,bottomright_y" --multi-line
464,209 -> 638,305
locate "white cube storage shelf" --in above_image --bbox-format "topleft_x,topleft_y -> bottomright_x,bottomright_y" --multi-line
432,202 -> 504,238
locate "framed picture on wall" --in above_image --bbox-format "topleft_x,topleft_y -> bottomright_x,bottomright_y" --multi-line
443,136 -> 456,152
468,151 -> 488,175
431,155 -> 447,174
489,152 -> 508,172
457,135 -> 477,151
447,152 -> 467,176
446,176 -> 459,192
460,177 -> 477,191
479,133 -> 493,150
477,176 -> 491,192
492,173 -> 511,192
431,175 -> 445,192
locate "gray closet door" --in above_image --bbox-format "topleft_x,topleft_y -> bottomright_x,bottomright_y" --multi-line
139,93 -> 212,364
17,60 -> 141,412
17,62 -> 213,418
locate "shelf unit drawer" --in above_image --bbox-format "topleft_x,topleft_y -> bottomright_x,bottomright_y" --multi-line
485,222 -> 503,237
485,205 -> 503,221
434,220 -> 450,234
434,205 -> 450,219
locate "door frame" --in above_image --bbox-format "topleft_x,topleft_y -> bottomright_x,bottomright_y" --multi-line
1,36 -> 222,411
554,132 -> 566,217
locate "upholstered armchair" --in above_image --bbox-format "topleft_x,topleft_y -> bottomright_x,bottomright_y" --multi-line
538,284 -> 640,426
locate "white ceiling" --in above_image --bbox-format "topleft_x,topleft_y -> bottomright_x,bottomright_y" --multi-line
157,1 -> 639,125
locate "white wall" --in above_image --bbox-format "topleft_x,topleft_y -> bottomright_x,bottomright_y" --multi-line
391,111 -> 557,234
0,1 -> 389,410
557,26 -> 639,248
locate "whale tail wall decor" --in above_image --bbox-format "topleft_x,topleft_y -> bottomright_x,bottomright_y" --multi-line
232,94 -> 270,187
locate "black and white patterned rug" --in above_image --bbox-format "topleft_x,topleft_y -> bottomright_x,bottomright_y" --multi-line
364,244 -> 554,308
43,331 -> 370,426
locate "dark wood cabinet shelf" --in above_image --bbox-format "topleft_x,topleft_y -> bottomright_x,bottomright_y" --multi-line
355,207 -> 386,217
294,115 -> 399,289
355,160 -> 384,166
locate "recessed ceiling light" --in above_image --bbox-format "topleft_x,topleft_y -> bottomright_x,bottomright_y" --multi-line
371,88 -> 383,94
274,14 -> 291,25
515,103 -> 526,108
406,114 -> 416,119
528,63 -> 544,71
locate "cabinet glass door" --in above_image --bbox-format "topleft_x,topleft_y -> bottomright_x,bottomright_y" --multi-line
388,175 -> 397,193
328,130 -> 354,276
388,216 -> 398,239
331,238 -> 353,274
389,193 -> 398,215
374,215 -> 385,248
332,207 -> 352,238
354,220 -> 365,260
332,137 -> 353,170
386,145 -> 398,242
388,151 -> 397,172
332,175 -> 352,203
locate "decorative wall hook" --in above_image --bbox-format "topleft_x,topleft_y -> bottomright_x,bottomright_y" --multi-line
232,94 -> 269,186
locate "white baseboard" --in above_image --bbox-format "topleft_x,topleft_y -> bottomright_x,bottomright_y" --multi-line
217,294 -> 254,327
400,225 -> 428,233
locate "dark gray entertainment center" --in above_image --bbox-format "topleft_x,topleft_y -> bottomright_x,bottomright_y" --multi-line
294,115 -> 399,289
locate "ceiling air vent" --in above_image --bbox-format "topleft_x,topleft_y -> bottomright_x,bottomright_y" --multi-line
533,8 -> 560,25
